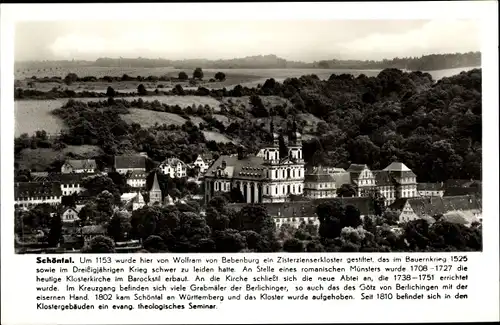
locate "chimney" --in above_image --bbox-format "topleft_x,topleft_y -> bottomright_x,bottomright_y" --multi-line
237,147 -> 244,160
221,160 -> 227,169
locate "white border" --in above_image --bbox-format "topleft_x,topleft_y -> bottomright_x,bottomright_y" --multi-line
1,2 -> 499,324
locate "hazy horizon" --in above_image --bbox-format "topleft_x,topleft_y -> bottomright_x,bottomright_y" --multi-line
15,20 -> 480,62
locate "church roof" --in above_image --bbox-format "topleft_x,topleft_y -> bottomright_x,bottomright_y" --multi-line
205,155 -> 267,181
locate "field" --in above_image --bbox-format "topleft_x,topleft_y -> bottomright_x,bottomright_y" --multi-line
17,145 -> 103,171
15,66 -> 480,92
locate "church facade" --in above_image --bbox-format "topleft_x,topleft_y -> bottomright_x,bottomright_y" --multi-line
204,120 -> 305,204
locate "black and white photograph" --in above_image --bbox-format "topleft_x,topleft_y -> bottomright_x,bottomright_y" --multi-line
13,18 -> 483,254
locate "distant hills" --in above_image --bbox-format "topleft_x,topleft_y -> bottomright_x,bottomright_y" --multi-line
16,52 -> 481,71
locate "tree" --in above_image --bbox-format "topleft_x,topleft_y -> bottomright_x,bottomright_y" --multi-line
137,84 -> 147,95
47,214 -> 63,247
178,72 -> 188,80
212,229 -> 247,252
107,211 -> 131,242
283,238 -> 304,252
214,72 -> 226,81
64,73 -> 78,85
95,190 -> 115,224
173,84 -> 185,95
193,68 -> 204,80
82,235 -> 116,253
229,187 -> 245,203
106,86 -> 116,97
143,235 -> 168,252
336,184 -> 356,197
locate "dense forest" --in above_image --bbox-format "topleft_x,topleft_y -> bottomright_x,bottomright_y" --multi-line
16,52 -> 480,71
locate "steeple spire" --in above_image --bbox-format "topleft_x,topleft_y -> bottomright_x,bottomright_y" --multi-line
151,172 -> 160,191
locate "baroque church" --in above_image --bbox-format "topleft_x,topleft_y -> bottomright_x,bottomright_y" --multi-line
204,119 -> 305,204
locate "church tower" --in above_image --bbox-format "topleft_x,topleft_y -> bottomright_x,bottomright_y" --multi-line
288,118 -> 303,162
149,172 -> 162,205
263,116 -> 280,163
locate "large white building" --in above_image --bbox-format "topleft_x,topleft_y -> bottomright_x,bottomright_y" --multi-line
160,158 -> 187,178
126,170 -> 147,189
14,182 -> 62,209
204,120 -> 305,204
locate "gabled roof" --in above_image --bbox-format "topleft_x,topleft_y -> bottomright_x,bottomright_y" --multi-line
15,182 -> 62,198
132,192 -> 145,204
52,172 -> 97,184
114,155 -> 146,169
389,195 -> 482,217
417,183 -> 445,191
64,159 -> 97,170
347,164 -> 368,172
205,155 -> 267,181
160,157 -> 186,167
383,162 -> 411,172
127,170 -> 147,180
305,167 -> 336,183
200,153 -> 214,161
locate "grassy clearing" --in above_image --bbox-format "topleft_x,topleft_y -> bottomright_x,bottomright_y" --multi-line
121,109 -> 187,127
17,145 -> 102,171
202,131 -> 234,144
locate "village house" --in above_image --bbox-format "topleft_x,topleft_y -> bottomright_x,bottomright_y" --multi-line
61,205 -> 83,223
193,154 -> 215,174
61,159 -> 97,174
388,195 -> 482,224
347,164 -> 377,196
114,154 -> 147,175
126,170 -> 147,189
417,183 -> 445,197
159,158 -> 187,178
14,182 -> 62,209
205,120 -> 305,204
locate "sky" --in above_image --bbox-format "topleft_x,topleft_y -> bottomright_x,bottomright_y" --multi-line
14,20 -> 480,62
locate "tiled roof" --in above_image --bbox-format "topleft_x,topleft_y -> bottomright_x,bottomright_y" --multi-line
205,155 -> 267,181
383,162 -> 411,172
127,170 -> 147,180
64,159 -> 97,170
305,167 -> 335,183
389,195 -> 481,217
161,157 -> 186,167
81,225 -> 106,235
15,182 -> 62,198
51,172 -> 97,184
201,153 -> 214,161
114,155 -> 146,169
417,183 -> 444,191
347,164 -> 367,172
